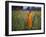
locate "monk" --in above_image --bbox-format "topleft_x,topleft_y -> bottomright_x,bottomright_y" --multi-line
27,10 -> 32,29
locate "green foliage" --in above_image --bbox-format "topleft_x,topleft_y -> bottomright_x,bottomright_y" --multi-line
12,10 -> 41,31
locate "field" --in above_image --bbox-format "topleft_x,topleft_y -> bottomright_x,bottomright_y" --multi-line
12,10 -> 41,31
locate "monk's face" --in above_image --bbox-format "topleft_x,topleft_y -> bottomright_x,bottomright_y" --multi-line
29,10 -> 32,13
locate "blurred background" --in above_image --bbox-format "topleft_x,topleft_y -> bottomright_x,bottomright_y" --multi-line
12,6 -> 41,31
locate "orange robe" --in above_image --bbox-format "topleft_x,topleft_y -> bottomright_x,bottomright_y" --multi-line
27,13 -> 32,28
